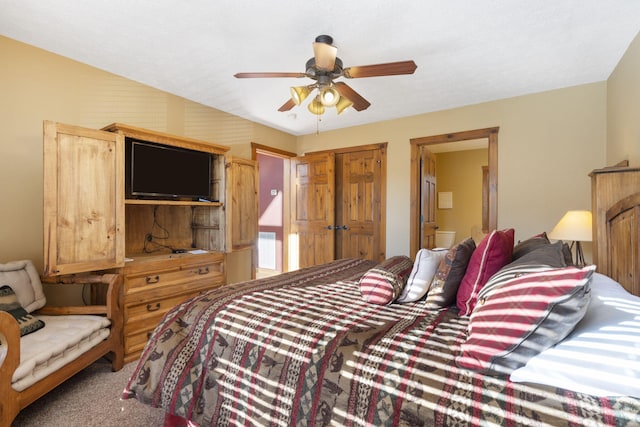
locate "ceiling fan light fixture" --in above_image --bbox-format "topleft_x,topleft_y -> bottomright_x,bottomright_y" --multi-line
335,96 -> 353,115
290,85 -> 311,105
308,95 -> 325,115
236,35 -> 417,118
313,35 -> 337,71
319,86 -> 340,107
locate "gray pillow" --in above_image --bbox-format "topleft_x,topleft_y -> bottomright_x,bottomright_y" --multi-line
511,232 -> 550,261
425,237 -> 476,309
507,241 -> 567,269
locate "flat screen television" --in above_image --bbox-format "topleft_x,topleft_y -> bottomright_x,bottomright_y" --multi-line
125,137 -> 212,201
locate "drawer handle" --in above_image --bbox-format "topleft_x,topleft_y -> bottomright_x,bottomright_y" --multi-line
197,267 -> 210,275
146,275 -> 160,284
146,303 -> 161,312
147,332 -> 153,339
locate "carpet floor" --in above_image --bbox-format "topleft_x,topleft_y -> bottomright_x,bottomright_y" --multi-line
12,358 -> 166,427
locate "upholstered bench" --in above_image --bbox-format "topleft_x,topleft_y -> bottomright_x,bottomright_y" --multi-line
0,260 -> 123,425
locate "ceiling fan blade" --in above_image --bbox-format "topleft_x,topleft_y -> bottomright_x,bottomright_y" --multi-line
334,82 -> 371,111
234,72 -> 306,78
278,98 -> 296,112
343,60 -> 417,78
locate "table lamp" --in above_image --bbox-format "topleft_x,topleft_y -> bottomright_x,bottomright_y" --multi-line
548,210 -> 592,268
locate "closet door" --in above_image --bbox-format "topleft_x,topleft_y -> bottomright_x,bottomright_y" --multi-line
290,152 -> 335,268
335,147 -> 385,262
290,144 -> 386,268
43,121 -> 125,276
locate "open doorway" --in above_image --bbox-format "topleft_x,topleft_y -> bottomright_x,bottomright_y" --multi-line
409,127 -> 499,257
430,143 -> 489,247
252,143 -> 296,277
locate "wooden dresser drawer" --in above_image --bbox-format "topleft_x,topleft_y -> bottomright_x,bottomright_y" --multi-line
125,283 -> 213,323
119,251 -> 226,362
123,285 -> 219,361
125,329 -> 152,357
125,257 -> 223,292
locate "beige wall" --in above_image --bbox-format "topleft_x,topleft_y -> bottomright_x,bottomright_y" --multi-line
0,36 -> 296,268
435,149 -> 487,245
6,30 -> 638,269
607,31 -> 640,166
298,83 -> 607,258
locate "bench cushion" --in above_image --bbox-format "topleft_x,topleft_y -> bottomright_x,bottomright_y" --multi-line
5,314 -> 110,391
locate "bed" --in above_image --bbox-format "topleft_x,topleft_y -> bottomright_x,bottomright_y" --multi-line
123,200 -> 640,426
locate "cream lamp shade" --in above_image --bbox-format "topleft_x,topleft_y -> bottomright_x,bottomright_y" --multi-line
548,210 -> 592,267
548,210 -> 592,242
312,37 -> 337,71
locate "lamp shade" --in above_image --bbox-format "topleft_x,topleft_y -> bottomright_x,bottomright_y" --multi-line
290,86 -> 311,105
307,96 -> 325,115
312,38 -> 337,71
548,210 -> 592,242
319,86 -> 340,107
335,96 -> 353,115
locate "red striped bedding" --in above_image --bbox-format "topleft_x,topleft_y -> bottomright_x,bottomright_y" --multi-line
123,258 -> 640,426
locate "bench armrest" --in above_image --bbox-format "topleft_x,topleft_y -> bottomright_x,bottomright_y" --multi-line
40,273 -> 123,321
0,310 -> 21,395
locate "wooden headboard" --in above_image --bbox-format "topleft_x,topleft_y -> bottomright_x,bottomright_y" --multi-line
590,166 -> 640,295
606,192 -> 640,296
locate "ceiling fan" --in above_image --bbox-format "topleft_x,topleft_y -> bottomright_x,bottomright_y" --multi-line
234,35 -> 417,115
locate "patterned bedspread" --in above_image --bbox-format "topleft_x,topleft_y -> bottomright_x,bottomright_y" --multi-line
124,258 -> 640,426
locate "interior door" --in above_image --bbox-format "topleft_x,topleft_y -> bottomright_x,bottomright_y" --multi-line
335,148 -> 385,261
420,146 -> 437,249
290,152 -> 335,268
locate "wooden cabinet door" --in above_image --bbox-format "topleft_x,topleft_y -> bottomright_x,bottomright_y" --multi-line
226,156 -> 258,280
290,152 -> 335,268
228,157 -> 258,249
43,121 -> 125,276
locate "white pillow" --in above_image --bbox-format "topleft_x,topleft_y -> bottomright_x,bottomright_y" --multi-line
510,272 -> 640,398
396,249 -> 447,303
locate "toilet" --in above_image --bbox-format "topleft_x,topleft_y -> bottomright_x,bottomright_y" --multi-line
435,231 -> 456,249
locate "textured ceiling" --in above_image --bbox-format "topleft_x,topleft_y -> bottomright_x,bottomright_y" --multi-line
1,1 -> 639,136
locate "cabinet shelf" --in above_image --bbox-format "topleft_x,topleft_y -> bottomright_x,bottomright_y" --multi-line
125,199 -> 223,207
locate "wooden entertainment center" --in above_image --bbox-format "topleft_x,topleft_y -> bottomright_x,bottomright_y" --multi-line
43,121 -> 257,361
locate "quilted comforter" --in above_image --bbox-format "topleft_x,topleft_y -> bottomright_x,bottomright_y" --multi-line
123,258 -> 640,426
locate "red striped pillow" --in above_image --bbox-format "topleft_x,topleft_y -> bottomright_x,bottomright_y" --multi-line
456,228 -> 514,316
455,265 -> 594,375
359,256 -> 413,305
